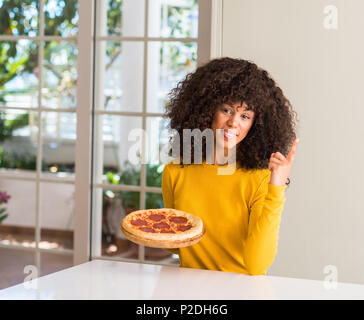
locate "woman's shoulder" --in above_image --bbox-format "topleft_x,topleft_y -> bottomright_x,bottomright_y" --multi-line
163,159 -> 185,173
164,160 -> 270,175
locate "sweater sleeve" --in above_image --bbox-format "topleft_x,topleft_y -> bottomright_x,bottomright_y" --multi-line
161,164 -> 180,256
243,174 -> 286,275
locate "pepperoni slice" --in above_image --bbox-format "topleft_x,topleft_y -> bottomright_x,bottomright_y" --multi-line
153,222 -> 170,229
177,224 -> 192,231
169,216 -> 188,224
131,219 -> 147,226
148,214 -> 165,221
160,229 -> 175,233
139,227 -> 156,233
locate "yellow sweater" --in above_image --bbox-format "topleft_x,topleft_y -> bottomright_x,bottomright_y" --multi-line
161,160 -> 287,276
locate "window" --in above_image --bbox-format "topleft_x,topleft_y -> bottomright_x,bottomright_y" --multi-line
0,0 -> 78,288
91,0 -> 200,264
0,0 -> 214,288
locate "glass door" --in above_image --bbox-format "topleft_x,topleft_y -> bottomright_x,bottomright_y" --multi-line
0,0 -> 78,289
90,0 -> 206,265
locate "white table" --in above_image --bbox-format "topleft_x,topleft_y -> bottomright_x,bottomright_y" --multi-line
1,259 -> 364,300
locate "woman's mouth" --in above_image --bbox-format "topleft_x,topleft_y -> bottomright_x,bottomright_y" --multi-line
223,130 -> 237,141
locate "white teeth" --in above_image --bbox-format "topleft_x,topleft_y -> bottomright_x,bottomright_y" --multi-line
224,131 -> 236,139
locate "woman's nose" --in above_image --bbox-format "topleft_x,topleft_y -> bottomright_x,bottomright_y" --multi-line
227,113 -> 239,127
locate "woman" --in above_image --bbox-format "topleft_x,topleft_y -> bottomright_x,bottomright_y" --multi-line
162,57 -> 299,275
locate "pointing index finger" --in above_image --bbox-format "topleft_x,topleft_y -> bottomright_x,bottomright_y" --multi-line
287,138 -> 299,162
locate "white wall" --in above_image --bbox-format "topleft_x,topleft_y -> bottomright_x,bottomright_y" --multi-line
221,0 -> 364,284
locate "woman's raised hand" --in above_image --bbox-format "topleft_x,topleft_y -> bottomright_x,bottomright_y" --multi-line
268,138 -> 299,186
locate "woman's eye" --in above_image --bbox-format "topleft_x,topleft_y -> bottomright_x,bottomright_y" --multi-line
223,108 -> 231,114
241,114 -> 250,120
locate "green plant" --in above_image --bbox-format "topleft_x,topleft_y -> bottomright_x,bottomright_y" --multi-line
0,111 -> 34,171
0,147 -> 41,170
103,160 -> 165,211
0,191 -> 11,224
0,111 -> 30,143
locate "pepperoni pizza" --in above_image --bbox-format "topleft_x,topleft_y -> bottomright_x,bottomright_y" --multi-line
120,208 -> 204,247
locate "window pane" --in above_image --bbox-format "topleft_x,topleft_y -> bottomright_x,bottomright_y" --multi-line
44,0 -> 78,37
0,248 -> 35,290
0,0 -> 39,36
0,40 -> 39,109
40,182 -> 74,250
43,41 -> 78,110
93,115 -> 142,186
0,179 -> 36,248
95,41 -> 144,112
146,117 -> 169,187
148,0 -> 198,38
145,192 -> 163,210
91,188 -> 140,258
96,0 -> 144,37
42,112 -> 76,175
0,110 -> 38,174
147,41 -> 197,113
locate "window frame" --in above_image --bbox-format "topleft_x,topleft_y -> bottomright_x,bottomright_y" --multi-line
0,0 -> 221,270
0,0 -> 77,274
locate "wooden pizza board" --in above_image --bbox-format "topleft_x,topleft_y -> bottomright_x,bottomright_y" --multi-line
120,225 -> 206,249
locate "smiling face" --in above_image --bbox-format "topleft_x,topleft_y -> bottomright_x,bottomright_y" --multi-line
211,101 -> 255,157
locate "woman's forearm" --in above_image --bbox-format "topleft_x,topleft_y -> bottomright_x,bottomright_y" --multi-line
243,184 -> 286,275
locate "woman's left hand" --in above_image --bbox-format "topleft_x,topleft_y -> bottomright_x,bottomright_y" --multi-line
268,138 -> 299,186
